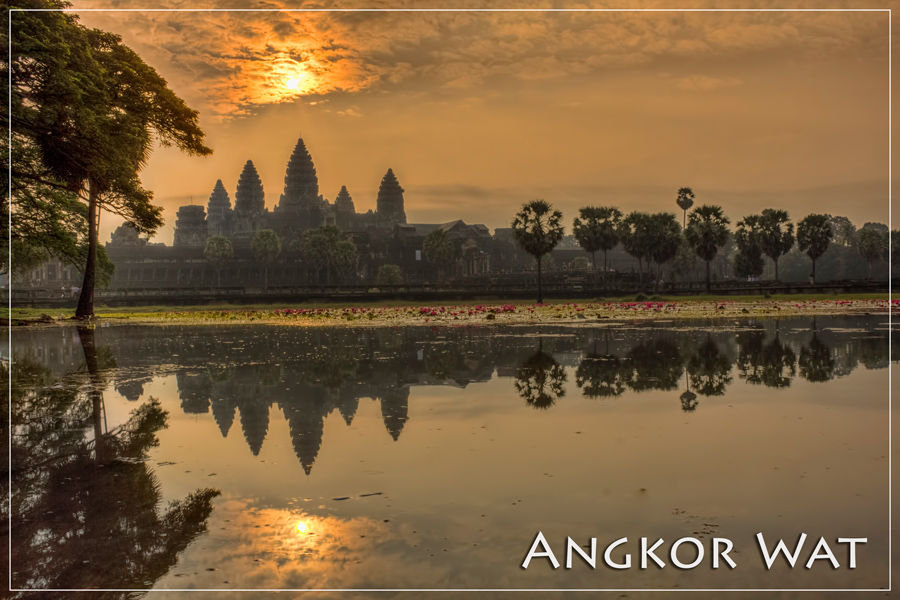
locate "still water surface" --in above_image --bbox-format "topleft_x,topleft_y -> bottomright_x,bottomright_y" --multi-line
6,316 -> 893,597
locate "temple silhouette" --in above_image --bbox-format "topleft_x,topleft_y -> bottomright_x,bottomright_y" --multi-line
103,136 -> 512,287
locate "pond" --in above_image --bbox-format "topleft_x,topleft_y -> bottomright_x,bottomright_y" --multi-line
5,316 -> 894,597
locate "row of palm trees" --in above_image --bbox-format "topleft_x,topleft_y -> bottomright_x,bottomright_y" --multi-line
511,189 -> 843,302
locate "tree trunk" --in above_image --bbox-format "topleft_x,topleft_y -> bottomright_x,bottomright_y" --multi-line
536,256 -> 543,304
603,250 -> 608,285
264,263 -> 268,292
75,177 -> 98,318
812,257 -> 816,282
79,326 -> 106,462
683,210 -> 687,230
637,257 -> 643,286
591,251 -> 596,284
774,256 -> 779,281
705,260 -> 711,293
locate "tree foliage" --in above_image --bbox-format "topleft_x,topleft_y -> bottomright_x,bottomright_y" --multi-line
856,227 -> 888,277
797,214 -> 833,279
675,187 -> 695,228
685,205 -> 730,291
512,200 -> 564,303
375,264 -> 404,286
572,206 -> 621,280
204,235 -> 233,286
422,229 -> 455,278
619,211 -> 654,284
300,225 -> 359,284
734,214 -> 765,279
759,209 -> 794,280
8,0 -> 212,315
251,229 -> 282,290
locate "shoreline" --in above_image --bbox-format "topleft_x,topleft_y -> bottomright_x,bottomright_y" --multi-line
8,297 -> 895,328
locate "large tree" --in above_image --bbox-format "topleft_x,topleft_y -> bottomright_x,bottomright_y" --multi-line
251,229 -> 282,291
618,211 -> 654,286
684,205 -> 731,292
759,209 -> 794,280
675,187 -> 695,230
422,228 -> 456,280
8,0 -> 212,317
572,206 -> 622,283
797,214 -> 833,282
734,215 -> 766,280
204,236 -> 233,287
512,200 -> 564,304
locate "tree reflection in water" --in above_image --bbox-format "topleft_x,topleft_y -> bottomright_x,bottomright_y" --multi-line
736,330 -> 797,388
686,337 -> 733,397
515,342 -> 567,410
6,327 -> 219,595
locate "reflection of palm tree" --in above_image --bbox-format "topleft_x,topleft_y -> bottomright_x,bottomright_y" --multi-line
686,337 -> 733,396
736,331 -> 797,388
625,338 -> 683,392
515,344 -> 567,409
575,354 -> 628,399
679,367 -> 698,412
799,335 -> 835,383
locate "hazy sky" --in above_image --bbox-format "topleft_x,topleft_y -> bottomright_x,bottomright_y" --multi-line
65,1 -> 892,245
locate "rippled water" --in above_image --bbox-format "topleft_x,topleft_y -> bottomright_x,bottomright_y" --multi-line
5,316 -> 894,598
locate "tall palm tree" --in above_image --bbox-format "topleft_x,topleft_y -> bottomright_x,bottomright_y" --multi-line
759,209 -> 794,281
512,200 -> 564,304
797,214 -> 833,283
572,206 -> 622,284
684,205 -> 731,292
676,187 -> 695,230
734,214 -> 765,280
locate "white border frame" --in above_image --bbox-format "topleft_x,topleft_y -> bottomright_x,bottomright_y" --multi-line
5,6 -> 893,594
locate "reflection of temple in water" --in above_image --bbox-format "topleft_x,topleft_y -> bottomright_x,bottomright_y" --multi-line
10,314 -> 893,474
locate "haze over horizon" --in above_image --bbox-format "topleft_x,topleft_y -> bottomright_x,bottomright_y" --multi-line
64,2 -> 892,245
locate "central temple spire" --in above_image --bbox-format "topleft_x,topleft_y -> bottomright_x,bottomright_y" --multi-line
279,137 -> 319,210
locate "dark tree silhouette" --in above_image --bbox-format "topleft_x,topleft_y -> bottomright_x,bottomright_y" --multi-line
649,212 -> 682,291
686,337 -> 733,396
676,187 -> 695,230
512,200 -> 564,303
685,205 -> 730,292
799,335 -> 835,382
734,214 -> 765,279
736,331 -> 797,388
572,206 -> 622,283
515,345 -> 567,410
619,211 -> 654,287
856,227 -> 888,278
759,209 -> 795,281
575,354 -> 628,399
797,214 -> 833,282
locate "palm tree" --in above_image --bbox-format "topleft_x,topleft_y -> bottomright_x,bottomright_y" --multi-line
649,212 -> 682,291
684,205 -> 730,292
759,209 -> 794,280
512,200 -> 564,303
619,211 -> 654,287
251,229 -> 282,291
204,235 -> 233,287
734,215 -> 765,280
676,187 -> 695,230
423,228 -> 456,281
572,206 -> 622,283
797,214 -> 833,283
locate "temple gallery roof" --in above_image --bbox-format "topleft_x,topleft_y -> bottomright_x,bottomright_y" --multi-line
397,220 -> 491,238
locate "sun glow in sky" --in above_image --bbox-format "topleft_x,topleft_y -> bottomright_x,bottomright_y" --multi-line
69,2 -> 894,244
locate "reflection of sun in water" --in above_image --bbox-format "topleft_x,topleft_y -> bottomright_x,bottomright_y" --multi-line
295,521 -> 308,534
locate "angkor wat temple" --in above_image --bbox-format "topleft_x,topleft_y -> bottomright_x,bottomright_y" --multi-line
103,137 -> 532,288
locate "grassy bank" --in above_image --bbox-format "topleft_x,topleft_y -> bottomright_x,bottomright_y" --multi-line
6,293 -> 893,327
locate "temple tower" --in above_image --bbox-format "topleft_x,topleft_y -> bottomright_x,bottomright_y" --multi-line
173,205 -> 208,247
334,186 -> 356,230
233,160 -> 266,244
206,179 -> 233,237
279,138 -> 319,209
376,168 -> 407,226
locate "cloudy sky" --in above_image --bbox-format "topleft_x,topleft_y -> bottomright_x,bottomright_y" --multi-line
64,1 -> 892,244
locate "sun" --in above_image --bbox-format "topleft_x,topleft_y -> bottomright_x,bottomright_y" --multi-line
285,77 -> 301,91
295,521 -> 308,534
